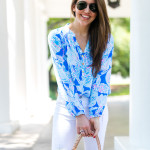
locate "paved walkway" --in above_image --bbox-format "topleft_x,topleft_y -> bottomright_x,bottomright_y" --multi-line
0,95 -> 129,150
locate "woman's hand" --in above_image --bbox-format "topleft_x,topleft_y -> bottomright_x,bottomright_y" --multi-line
89,117 -> 100,138
76,114 -> 94,137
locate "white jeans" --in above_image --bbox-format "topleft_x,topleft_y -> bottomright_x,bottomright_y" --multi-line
52,95 -> 109,150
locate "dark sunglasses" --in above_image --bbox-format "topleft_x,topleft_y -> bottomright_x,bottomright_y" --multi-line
76,1 -> 98,13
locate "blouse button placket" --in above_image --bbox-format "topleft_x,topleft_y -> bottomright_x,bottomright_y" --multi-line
82,53 -> 85,77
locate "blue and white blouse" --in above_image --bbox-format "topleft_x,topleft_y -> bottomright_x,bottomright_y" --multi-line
48,23 -> 114,118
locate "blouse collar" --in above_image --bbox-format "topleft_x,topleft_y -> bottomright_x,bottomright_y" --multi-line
64,23 -> 90,55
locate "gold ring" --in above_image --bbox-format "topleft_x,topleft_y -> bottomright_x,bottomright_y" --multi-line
80,129 -> 85,133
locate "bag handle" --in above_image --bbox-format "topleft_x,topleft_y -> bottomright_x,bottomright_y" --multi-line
72,134 -> 101,150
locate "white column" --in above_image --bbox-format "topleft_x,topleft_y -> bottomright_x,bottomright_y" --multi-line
24,0 -> 38,115
114,0 -> 150,149
0,0 -> 19,134
33,0 -> 51,122
35,0 -> 49,100
130,0 -> 150,147
24,0 -> 50,122
7,0 -> 27,123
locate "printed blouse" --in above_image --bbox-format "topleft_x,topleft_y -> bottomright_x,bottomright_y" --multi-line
48,23 -> 114,118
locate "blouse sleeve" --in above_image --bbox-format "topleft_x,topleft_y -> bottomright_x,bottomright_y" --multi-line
89,34 -> 114,118
48,30 -> 85,118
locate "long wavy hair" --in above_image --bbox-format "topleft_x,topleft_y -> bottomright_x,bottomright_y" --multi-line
70,0 -> 111,78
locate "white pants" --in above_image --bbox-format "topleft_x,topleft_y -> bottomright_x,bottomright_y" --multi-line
52,95 -> 109,150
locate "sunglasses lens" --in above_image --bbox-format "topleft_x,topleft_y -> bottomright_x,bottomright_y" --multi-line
77,1 -> 97,13
90,4 -> 97,12
77,1 -> 87,10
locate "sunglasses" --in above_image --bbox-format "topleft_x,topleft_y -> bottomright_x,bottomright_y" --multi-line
76,1 -> 98,13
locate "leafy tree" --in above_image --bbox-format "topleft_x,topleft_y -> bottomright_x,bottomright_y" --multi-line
110,18 -> 130,78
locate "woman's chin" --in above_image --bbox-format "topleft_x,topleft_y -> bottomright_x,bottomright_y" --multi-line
79,20 -> 91,26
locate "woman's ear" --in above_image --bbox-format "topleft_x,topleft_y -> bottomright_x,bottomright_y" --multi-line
72,4 -> 76,16
72,3 -> 76,11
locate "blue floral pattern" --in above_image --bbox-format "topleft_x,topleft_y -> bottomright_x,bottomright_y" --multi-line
48,23 -> 114,118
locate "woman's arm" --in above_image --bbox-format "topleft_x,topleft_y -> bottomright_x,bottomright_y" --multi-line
48,30 -> 85,118
89,34 -> 114,118
87,34 -> 114,138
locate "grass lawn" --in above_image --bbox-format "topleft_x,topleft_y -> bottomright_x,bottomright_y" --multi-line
109,84 -> 129,96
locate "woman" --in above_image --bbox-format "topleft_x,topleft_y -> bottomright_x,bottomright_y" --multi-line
48,0 -> 114,149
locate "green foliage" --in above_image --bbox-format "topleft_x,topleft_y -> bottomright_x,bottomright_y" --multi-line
110,18 -> 130,78
49,82 -> 57,100
109,84 -> 129,96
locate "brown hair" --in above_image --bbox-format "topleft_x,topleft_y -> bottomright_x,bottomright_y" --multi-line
70,0 -> 111,78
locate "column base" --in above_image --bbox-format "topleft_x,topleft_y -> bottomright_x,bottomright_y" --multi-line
114,136 -> 149,150
0,120 -> 19,134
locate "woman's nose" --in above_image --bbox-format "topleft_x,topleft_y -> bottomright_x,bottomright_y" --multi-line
84,5 -> 90,13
